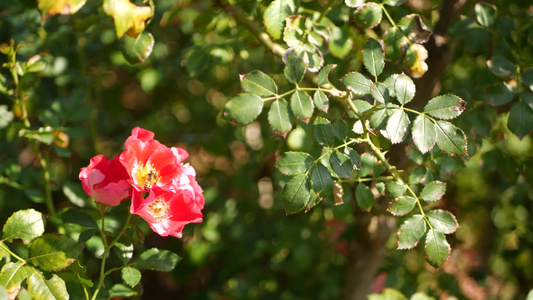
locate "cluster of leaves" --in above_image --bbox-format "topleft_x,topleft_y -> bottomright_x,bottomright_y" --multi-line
223,4 -> 465,266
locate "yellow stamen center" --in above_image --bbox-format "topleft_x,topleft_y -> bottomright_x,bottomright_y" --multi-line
148,198 -> 170,222
135,161 -> 161,190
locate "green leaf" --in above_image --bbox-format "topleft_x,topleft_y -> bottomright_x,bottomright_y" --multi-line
281,174 -> 311,214
334,121 -> 348,141
264,0 -> 294,40
435,121 -> 467,156
62,180 -> 88,207
475,2 -> 496,28
362,38 -> 385,77
398,14 -> 432,44
386,182 -> 407,198
487,56 -> 516,78
370,104 -> 394,129
2,209 -> 45,244
486,82 -> 515,106
342,72 -> 372,95
425,229 -> 450,267
28,234 -> 80,271
350,100 -> 373,118
386,109 -> 410,144
276,152 -> 314,175
114,241 -> 134,264
345,148 -> 362,170
508,100 -> 533,140
523,69 -> 533,92
268,98 -> 292,136
290,90 -> 314,121
397,214 -> 427,249
383,28 -> 406,62
394,74 -> 416,105
382,0 -> 407,6
354,153 -> 377,178
284,57 -> 306,84
354,3 -> 382,29
27,273 -> 68,300
388,196 -> 416,216
61,208 -> 98,228
317,64 -> 336,86
330,151 -> 353,179
412,114 -> 436,154
310,163 -> 334,198
368,288 -> 408,300
419,181 -> 446,202
223,93 -> 263,125
313,117 -> 335,147
134,248 -> 180,271
345,0 -> 365,7
241,70 -> 277,96
0,262 -> 29,296
329,26 -> 353,59
424,94 -> 466,120
120,32 -> 154,64
122,267 -> 141,288
0,285 -> 7,300
355,183 -> 374,211
313,90 -> 329,113
109,284 -> 137,298
371,82 -> 390,104
427,209 -> 458,234
185,47 -> 209,77
78,229 -> 98,243
0,105 -> 14,129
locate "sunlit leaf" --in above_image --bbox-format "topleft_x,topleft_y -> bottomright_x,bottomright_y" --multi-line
354,3 -> 382,29
371,82 -> 390,104
419,181 -> 446,202
28,234 -> 80,271
362,38 -> 385,77
435,121 -> 467,155
475,2 -> 497,28
317,64 -> 336,86
109,284 -> 137,298
329,26 -> 353,59
487,56 -> 516,78
369,288 -> 408,300
345,0 -> 365,7
276,152 -> 314,175
122,267 -> 141,288
103,0 -> 152,38
120,32 -> 154,64
404,43 -> 428,78
486,82 -> 515,106
27,273 -> 68,300
424,94 -> 466,120
382,0 -> 407,6
281,174 -> 311,214
345,148 -> 361,170
134,248 -> 180,271
313,90 -> 329,112
290,90 -> 314,122
397,214 -> 426,249
2,209 -> 45,244
386,182 -> 407,198
268,98 -> 293,137
313,117 -> 335,147
386,109 -> 410,144
355,183 -> 374,211
394,74 -> 416,105
241,70 -> 277,97
284,56 -> 306,84
342,72 -> 372,95
388,196 -> 416,216
0,262 -> 29,297
425,229 -> 450,267
264,0 -> 295,40
508,100 -> 533,140
412,114 -> 436,154
383,28 -> 407,62
427,209 -> 458,234
37,0 -> 86,23
222,93 -> 263,125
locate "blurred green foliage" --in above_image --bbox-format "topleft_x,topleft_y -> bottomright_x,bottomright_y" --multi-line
0,0 -> 532,299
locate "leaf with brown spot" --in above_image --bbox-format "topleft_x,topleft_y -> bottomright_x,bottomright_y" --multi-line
38,0 -> 86,23
103,0 -> 153,38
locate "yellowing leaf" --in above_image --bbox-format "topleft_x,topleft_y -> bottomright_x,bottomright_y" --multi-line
404,44 -> 428,78
37,0 -> 87,23
103,0 -> 153,38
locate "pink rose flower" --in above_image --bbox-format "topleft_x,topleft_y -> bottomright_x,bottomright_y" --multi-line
120,128 -> 182,192
170,163 -> 205,212
130,187 -> 203,238
79,154 -> 131,206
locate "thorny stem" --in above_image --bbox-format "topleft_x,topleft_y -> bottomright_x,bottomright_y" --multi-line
91,212 -> 133,300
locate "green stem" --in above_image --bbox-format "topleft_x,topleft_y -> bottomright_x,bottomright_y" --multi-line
0,242 -> 26,262
91,213 -> 133,300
